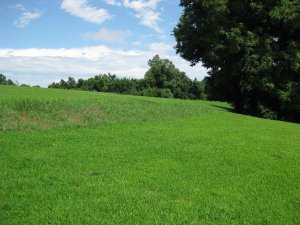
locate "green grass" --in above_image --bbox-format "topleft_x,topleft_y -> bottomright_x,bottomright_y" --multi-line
1,85 -> 300,225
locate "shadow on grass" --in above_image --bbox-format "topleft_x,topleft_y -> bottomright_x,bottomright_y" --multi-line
209,104 -> 235,112
209,102 -> 300,124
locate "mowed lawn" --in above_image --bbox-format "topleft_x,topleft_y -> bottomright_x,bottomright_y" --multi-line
0,85 -> 299,225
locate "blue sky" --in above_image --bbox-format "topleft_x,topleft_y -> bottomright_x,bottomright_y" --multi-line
0,0 -> 207,86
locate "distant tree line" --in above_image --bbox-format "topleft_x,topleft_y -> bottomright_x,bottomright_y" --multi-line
0,74 -> 41,87
0,74 -> 15,85
48,55 -> 206,100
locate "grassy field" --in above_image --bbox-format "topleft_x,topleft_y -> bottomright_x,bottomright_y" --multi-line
1,85 -> 300,225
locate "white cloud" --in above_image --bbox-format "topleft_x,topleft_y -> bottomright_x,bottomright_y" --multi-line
104,0 -> 122,6
123,0 -> 160,10
148,42 -> 173,54
123,0 -> 162,32
132,41 -> 142,46
8,4 -> 26,11
0,44 -> 207,87
61,0 -> 112,24
14,11 -> 43,28
83,28 -> 129,43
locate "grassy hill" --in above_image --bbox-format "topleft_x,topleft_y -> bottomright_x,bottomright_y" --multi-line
1,85 -> 299,224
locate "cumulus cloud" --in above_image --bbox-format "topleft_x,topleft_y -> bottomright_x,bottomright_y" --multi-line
60,0 -> 162,31
83,28 -> 130,43
123,0 -> 162,32
61,0 -> 112,24
0,44 -> 207,87
14,11 -> 43,28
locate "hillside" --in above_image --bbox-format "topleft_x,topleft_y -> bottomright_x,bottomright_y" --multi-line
1,85 -> 300,224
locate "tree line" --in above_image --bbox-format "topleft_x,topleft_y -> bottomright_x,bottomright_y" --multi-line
0,74 -> 41,87
48,55 -> 206,100
0,74 -> 15,85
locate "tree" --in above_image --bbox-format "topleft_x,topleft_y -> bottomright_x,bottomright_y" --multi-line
66,77 -> 76,89
145,55 -> 178,88
0,74 -> 6,84
77,79 -> 85,89
144,55 -> 204,99
174,0 -> 300,122
0,74 -> 15,85
190,79 -> 206,100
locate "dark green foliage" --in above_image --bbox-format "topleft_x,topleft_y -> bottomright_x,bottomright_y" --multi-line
174,0 -> 300,122
159,88 -> 174,98
20,84 -> 30,87
145,55 -> 195,98
67,77 -> 77,89
48,56 -> 206,100
142,87 -> 156,97
0,74 -> 5,84
190,79 -> 206,100
0,74 -> 15,86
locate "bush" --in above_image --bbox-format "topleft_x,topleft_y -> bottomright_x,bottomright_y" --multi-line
142,87 -> 156,97
159,88 -> 174,98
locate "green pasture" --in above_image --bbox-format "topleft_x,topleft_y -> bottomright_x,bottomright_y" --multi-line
1,85 -> 299,224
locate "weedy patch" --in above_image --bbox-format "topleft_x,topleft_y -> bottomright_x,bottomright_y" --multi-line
0,87 -> 214,132
0,99 -> 107,131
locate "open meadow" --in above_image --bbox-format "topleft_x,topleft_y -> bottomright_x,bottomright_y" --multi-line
1,85 -> 300,224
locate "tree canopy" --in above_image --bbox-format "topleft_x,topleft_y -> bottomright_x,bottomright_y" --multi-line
0,74 -> 15,86
174,0 -> 300,122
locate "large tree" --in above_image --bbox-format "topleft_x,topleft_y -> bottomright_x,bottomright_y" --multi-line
174,0 -> 300,122
145,55 -> 195,99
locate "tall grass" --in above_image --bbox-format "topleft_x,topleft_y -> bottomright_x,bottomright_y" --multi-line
0,98 -> 108,131
0,86 -> 215,131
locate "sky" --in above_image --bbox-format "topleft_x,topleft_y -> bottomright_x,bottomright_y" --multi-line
0,0 -> 207,87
